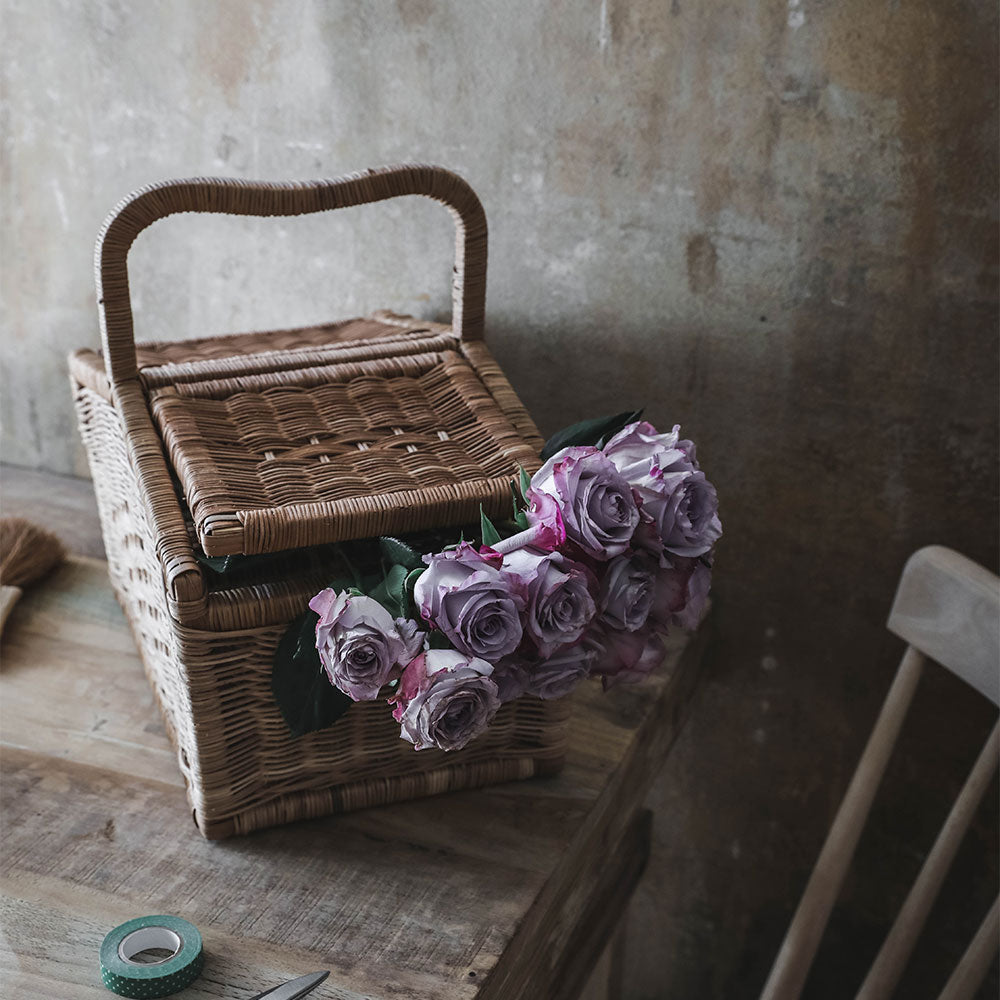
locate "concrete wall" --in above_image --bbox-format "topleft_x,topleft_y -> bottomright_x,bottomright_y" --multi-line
3,1 -> 997,997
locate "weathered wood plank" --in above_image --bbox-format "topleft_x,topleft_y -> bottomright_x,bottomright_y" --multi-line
0,464 -> 105,560
477,625 -> 709,1000
548,810 -> 652,1000
1,557 -> 182,788
0,465 -> 708,999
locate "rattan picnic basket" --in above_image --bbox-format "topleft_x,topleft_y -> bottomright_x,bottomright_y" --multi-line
70,164 -> 570,838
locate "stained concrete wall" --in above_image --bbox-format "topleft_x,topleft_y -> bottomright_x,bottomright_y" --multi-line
2,1 -> 997,997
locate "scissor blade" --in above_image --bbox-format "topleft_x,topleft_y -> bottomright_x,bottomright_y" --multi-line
250,970 -> 330,1000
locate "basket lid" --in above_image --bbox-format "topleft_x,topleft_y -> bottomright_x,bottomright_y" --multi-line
145,326 -> 541,557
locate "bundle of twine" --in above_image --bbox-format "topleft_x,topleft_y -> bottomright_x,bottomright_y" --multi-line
0,517 -> 66,635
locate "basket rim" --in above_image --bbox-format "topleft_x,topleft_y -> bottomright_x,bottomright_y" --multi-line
71,314 -> 545,628
147,347 -> 541,557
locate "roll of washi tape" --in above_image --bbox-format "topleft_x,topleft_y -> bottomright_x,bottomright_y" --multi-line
99,915 -> 204,998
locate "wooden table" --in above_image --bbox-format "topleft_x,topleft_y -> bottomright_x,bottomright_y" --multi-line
0,468 -> 708,1000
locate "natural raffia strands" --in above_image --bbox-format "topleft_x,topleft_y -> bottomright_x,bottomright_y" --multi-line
70,165 -> 570,838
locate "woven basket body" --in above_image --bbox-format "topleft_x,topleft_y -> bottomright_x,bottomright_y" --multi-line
70,166 -> 570,839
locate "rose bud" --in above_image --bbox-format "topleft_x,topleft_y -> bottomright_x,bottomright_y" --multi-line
598,552 -> 658,632
502,548 -> 598,657
309,589 -> 424,702
523,489 -> 567,551
390,650 -> 500,751
528,446 -> 640,560
412,542 -> 525,661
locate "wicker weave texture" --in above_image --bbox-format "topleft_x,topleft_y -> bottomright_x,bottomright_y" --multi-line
149,348 -> 540,555
69,165 -> 566,837
73,376 -> 569,838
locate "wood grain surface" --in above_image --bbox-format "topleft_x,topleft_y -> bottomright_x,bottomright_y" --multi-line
0,468 -> 708,1000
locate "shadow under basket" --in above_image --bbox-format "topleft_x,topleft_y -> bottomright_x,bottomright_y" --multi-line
70,164 -> 571,838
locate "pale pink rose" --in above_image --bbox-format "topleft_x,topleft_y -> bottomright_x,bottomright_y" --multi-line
389,650 -> 500,751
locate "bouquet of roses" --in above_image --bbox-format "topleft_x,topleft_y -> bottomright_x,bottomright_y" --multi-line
272,414 -> 721,752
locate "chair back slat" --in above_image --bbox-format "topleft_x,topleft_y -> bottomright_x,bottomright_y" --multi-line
888,546 -> 1000,706
763,547 -> 999,1000
937,896 -> 1000,1000
855,721 -> 1000,999
759,647 -> 926,1000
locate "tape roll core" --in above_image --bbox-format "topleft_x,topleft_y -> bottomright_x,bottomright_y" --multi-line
117,927 -> 183,965
100,916 -> 203,998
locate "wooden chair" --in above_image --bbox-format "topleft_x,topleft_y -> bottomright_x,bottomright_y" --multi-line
761,545 -> 1000,1000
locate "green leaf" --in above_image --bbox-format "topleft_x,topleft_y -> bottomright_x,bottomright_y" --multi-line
595,408 -> 643,448
428,630 -> 452,650
519,465 -> 532,502
510,480 -> 521,519
480,505 -> 502,548
369,564 -> 410,618
405,566 -> 425,598
514,510 -> 530,530
271,610 -> 352,739
539,409 -> 644,462
195,551 -> 277,576
195,553 -> 233,574
368,578 -> 390,611
386,563 -> 409,618
378,536 -> 424,571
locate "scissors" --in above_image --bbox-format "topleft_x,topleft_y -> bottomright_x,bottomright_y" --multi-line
250,971 -> 330,1000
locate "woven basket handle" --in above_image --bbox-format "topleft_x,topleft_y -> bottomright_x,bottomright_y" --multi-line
95,164 -> 487,385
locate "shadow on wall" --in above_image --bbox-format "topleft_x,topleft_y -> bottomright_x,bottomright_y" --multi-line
483,309 -> 998,1000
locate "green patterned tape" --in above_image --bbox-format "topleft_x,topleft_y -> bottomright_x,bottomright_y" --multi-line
99,915 -> 204,998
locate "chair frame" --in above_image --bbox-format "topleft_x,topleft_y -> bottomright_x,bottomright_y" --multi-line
761,546 -> 1000,1000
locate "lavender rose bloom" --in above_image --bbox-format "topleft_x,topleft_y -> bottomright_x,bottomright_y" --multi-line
604,421 -> 722,559
525,641 -> 600,699
390,650 -> 500,751
603,421 -> 694,479
413,543 -> 525,661
528,446 -> 640,560
502,548 -> 597,656
491,657 -> 532,703
651,556 -> 712,631
309,589 -> 423,701
598,552 -> 657,632
587,625 -> 666,689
